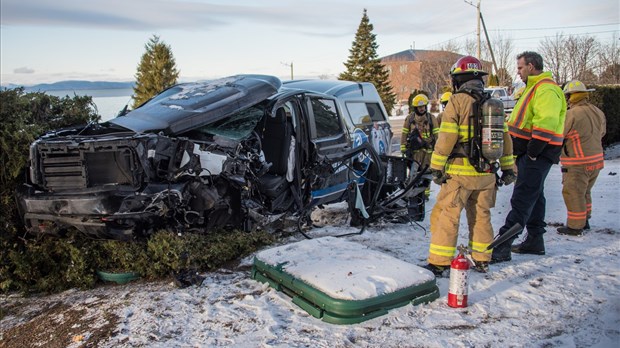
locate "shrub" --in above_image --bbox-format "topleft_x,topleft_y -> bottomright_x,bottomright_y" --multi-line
588,85 -> 620,147
0,88 -> 100,293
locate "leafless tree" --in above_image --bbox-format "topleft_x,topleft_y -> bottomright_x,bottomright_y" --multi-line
598,33 -> 620,84
565,35 -> 599,83
419,51 -> 455,99
489,32 -> 515,87
439,40 -> 462,54
539,33 -> 569,83
463,38 -> 479,57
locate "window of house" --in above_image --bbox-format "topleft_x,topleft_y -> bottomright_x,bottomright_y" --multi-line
400,65 -> 408,74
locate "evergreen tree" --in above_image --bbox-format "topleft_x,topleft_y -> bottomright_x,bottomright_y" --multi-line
339,9 -> 396,113
132,35 -> 180,108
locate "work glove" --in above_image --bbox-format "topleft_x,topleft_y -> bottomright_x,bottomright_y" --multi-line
431,169 -> 449,185
500,169 -> 517,186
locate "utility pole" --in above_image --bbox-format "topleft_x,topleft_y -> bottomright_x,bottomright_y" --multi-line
281,62 -> 294,80
464,0 -> 482,59
476,0 -> 481,59
480,12 -> 499,77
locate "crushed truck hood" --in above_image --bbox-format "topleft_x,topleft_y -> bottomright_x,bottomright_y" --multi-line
110,74 -> 281,134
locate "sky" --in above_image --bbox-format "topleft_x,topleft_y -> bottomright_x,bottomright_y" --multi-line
2,147 -> 619,347
1,0 -> 619,86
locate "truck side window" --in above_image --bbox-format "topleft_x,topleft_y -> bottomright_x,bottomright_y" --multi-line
346,102 -> 385,126
311,98 -> 342,138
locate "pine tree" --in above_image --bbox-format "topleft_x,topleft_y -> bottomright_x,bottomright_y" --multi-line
339,9 -> 396,113
132,35 -> 180,108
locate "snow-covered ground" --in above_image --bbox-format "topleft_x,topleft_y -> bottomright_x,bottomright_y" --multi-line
2,148 -> 620,347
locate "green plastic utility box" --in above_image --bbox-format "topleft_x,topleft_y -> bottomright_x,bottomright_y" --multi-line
252,236 -> 439,324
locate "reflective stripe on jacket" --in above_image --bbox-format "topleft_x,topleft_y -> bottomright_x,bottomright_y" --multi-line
430,91 -> 514,176
560,99 -> 606,169
507,72 -> 566,146
400,112 -> 439,152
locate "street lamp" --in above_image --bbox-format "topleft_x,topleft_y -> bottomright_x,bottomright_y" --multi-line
281,62 -> 294,80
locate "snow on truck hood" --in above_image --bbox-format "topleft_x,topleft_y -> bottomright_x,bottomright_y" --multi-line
109,74 -> 282,134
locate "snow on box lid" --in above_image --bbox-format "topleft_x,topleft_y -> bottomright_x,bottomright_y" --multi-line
255,236 -> 435,301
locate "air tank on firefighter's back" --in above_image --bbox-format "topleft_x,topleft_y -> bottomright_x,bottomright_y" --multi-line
480,98 -> 505,161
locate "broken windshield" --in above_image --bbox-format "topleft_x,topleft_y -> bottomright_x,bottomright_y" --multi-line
196,106 -> 264,140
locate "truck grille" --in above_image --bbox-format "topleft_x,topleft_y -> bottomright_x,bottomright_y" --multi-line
41,153 -> 88,190
36,143 -> 139,191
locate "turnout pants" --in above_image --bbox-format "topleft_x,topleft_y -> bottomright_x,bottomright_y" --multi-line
499,155 -> 553,238
562,166 -> 601,229
413,150 -> 433,197
428,175 -> 497,266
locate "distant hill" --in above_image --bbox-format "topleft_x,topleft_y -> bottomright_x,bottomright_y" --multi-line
16,80 -> 135,92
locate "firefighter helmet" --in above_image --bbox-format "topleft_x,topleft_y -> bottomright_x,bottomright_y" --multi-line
440,92 -> 452,103
450,56 -> 488,76
563,80 -> 595,94
411,94 -> 429,107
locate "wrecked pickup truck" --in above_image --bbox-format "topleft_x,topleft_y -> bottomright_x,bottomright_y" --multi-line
16,75 -> 429,240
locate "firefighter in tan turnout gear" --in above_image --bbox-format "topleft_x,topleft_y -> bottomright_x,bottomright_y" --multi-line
400,93 -> 440,220
436,91 -> 452,127
400,94 -> 440,168
558,80 -> 606,236
423,56 -> 515,276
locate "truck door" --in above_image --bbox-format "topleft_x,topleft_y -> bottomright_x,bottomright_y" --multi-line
304,95 -> 351,206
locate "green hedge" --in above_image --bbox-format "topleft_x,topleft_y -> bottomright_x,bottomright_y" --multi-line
588,85 -> 620,147
0,88 -> 100,229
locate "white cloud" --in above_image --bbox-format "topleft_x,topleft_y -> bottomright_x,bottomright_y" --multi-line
13,67 -> 35,74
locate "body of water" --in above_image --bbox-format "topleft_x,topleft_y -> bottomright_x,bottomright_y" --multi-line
43,88 -> 134,122
93,95 -> 134,121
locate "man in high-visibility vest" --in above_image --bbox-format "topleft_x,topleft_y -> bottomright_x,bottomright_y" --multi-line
558,80 -> 606,236
491,51 -> 567,263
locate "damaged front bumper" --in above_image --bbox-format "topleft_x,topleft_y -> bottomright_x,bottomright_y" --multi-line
15,184 -> 175,240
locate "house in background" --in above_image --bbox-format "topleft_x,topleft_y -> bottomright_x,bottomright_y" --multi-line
381,49 -> 492,108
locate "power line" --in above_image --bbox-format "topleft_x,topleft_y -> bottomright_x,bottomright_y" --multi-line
511,30 -> 620,41
426,31 -> 475,48
424,23 -> 619,51
426,29 -> 619,49
494,22 -> 620,32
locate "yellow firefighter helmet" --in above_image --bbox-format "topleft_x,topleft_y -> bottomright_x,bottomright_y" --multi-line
440,92 -> 452,103
411,94 -> 429,107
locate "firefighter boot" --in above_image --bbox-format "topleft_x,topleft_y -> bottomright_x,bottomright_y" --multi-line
472,261 -> 489,273
557,226 -> 583,236
511,234 -> 546,255
490,239 -> 513,264
422,263 -> 448,278
584,219 -> 590,230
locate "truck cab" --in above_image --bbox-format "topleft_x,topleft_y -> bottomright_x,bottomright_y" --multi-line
484,87 -> 516,112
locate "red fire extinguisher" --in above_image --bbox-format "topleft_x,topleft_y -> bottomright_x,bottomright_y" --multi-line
448,248 -> 470,308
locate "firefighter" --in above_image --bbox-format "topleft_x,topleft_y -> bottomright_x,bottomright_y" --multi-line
424,56 -> 515,275
558,80 -> 606,236
436,91 -> 452,126
491,51 -> 567,263
401,94 -> 439,165
400,93 -> 440,207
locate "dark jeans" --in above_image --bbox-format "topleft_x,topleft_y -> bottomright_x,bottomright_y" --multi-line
499,154 -> 553,238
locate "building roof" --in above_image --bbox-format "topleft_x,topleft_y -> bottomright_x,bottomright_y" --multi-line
381,49 -> 462,63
